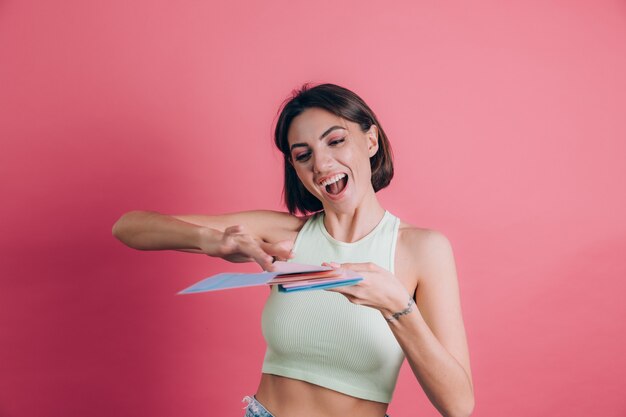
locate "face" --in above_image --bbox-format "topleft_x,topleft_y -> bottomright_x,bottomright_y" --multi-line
287,107 -> 379,211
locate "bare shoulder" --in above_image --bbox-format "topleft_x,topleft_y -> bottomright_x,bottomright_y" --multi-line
398,221 -> 454,255
395,220 -> 456,295
172,209 -> 308,243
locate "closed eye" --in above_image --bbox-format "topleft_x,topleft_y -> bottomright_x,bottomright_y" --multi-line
329,137 -> 345,146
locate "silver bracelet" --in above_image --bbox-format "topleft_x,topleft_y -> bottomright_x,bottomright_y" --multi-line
384,296 -> 415,322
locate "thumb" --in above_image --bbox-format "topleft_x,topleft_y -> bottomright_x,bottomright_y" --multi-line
260,240 -> 294,261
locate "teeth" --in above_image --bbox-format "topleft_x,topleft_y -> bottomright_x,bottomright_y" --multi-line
319,173 -> 346,187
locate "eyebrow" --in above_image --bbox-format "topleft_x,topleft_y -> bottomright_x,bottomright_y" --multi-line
289,125 -> 346,152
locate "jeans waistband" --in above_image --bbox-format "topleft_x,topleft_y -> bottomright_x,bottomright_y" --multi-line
242,395 -> 391,417
242,395 -> 273,417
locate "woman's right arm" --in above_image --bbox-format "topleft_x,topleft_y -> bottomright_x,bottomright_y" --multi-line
111,210 -> 298,271
112,210 -> 211,252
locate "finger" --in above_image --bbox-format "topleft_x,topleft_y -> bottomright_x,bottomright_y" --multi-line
264,261 -> 277,272
260,240 -> 294,261
241,241 -> 274,271
324,285 -> 355,295
256,252 -> 275,272
340,262 -> 376,271
325,288 -> 356,303
268,240 -> 295,258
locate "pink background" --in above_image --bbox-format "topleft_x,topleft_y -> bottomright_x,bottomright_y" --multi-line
1,1 -> 625,416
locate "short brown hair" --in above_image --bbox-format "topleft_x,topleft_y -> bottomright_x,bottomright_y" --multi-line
274,83 -> 394,215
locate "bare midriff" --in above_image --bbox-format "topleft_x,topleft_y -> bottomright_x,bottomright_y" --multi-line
255,373 -> 389,417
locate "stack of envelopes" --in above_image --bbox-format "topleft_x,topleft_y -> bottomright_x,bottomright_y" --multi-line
177,261 -> 362,295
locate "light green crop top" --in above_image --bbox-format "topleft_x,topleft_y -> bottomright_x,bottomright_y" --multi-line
261,210 -> 405,403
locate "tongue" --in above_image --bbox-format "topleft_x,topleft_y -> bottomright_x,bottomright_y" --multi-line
327,176 -> 347,195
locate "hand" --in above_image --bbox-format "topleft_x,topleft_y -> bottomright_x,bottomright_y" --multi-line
202,225 -> 293,271
322,262 -> 411,316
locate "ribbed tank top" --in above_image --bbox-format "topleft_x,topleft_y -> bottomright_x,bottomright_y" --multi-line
261,210 -> 405,403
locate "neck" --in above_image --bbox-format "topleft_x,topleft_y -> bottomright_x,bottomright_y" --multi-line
321,190 -> 386,243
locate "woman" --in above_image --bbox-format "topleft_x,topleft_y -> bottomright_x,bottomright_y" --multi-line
112,83 -> 474,417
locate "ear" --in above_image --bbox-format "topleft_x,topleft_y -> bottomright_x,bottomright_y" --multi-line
366,125 -> 379,158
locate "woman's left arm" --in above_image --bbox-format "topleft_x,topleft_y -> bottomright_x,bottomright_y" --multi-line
387,230 -> 474,417
326,231 -> 474,417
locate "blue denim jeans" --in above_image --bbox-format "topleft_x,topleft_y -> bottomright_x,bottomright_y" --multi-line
242,395 -> 391,417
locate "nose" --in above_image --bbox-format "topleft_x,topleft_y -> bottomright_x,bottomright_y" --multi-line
312,149 -> 333,174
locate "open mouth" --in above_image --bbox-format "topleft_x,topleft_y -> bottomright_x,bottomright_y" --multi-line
320,173 -> 348,196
